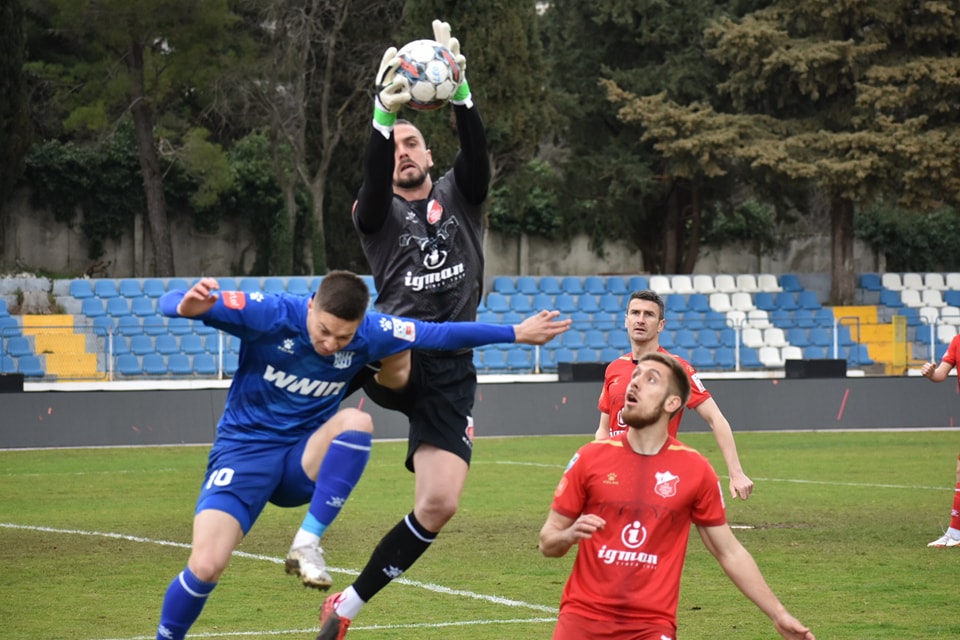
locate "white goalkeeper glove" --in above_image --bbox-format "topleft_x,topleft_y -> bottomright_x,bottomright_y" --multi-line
373,46 -> 411,137
432,19 -> 472,108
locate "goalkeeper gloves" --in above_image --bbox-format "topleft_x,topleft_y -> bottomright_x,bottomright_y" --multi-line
432,19 -> 472,108
373,46 -> 411,137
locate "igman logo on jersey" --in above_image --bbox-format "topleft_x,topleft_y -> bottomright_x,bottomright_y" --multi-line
263,365 -> 346,397
596,519 -> 658,567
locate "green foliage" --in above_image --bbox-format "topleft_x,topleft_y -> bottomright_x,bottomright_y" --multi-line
488,159 -> 562,237
701,197 -> 782,255
855,203 -> 960,272
0,0 -> 29,208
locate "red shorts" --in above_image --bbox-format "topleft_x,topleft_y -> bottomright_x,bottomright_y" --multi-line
553,611 -> 677,640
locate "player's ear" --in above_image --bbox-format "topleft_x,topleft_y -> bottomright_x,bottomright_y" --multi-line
664,393 -> 682,414
426,148 -> 434,168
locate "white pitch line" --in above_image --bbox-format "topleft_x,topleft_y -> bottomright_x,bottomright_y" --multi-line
0,522 -> 560,618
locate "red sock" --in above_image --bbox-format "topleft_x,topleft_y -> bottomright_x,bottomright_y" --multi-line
951,483 -> 960,531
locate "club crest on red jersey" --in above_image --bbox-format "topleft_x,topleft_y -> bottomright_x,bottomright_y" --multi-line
654,470 -> 680,498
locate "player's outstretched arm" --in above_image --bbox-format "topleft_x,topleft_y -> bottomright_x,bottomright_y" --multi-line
158,277 -> 220,318
698,525 -> 815,640
512,310 -> 571,345
696,398 -> 754,500
921,360 -> 952,382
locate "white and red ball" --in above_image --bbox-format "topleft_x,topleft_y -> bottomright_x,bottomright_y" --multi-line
394,39 -> 462,111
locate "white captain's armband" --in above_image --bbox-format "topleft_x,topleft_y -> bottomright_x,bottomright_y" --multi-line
392,318 -> 417,342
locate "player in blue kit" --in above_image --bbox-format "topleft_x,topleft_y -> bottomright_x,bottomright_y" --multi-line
152,270 -> 569,640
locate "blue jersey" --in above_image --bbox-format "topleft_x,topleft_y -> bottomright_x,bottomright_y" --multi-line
159,290 -> 514,445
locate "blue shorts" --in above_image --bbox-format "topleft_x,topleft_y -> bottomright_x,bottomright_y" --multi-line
194,434 -> 315,534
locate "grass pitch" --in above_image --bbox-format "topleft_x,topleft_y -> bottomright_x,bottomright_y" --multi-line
2,429 -> 960,639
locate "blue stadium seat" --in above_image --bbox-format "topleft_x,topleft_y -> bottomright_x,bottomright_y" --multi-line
665,295 -> 688,313
492,276 -> 517,294
216,277 -> 238,292
239,277 -> 261,293
167,317 -> 193,335
553,347 -> 576,364
584,330 -> 607,350
167,278 -> 191,292
263,277 -> 286,294
560,331 -> 585,349
595,314 -> 618,333
142,353 -> 168,376
609,331 -> 630,351
539,276 -> 561,295
627,276 -> 649,292
204,334 -> 223,355
81,297 -> 106,318
222,353 -> 239,376
792,309 -> 816,329
944,290 -> 960,307
669,347 -> 690,362
659,332 -> 676,349
192,320 -> 217,335
577,295 -> 600,313
482,349 -> 509,373
787,328 -> 810,347
740,348 -> 763,368
814,308 -> 835,328
119,279 -> 143,298
130,335 -> 155,356
18,355 -> 44,377
769,308 -> 792,328
753,292 -> 778,312
803,346 -> 828,359
859,273 -> 882,291
116,316 -> 143,337
5,336 -> 33,357
193,353 -> 218,376
180,334 -> 205,355
836,324 -> 856,347
226,334 -> 241,354
531,293 -> 553,310
599,347 -> 621,363
1,355 -> 17,373
698,329 -> 720,348
775,291 -> 799,311
779,274 -> 802,292
606,277 -> 629,295
718,328 -> 737,348
561,276 -> 584,294
477,310 -> 499,324
574,347 -> 599,362
690,347 -> 715,370
847,344 -> 875,367
116,354 -> 143,377
896,308 -> 921,326
599,294 -> 622,314
797,290 -> 821,310
674,328 -> 699,350
91,315 -> 113,337
516,276 -> 538,295
554,294 -> 577,314
538,347 -> 557,371
287,277 -> 311,296
808,328 -> 832,348
714,347 -> 736,369
500,311 -> 524,325
167,354 -> 193,376
509,294 -> 533,313
113,336 -> 133,358
155,335 -> 180,355
0,299 -> 6,317
69,279 -> 94,299
879,290 -> 903,308
106,297 -> 131,317
485,292 -> 510,314
130,297 -> 156,317
687,294 -> 711,314
506,347 -> 532,372
94,279 -> 119,299
583,276 -> 606,294
142,278 -> 167,298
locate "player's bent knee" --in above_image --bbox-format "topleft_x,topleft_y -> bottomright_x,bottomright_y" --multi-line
336,407 -> 374,434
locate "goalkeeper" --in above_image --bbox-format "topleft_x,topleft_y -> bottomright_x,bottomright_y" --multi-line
320,18 -> 489,640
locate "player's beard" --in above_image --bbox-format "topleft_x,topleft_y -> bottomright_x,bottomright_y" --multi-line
624,403 -> 663,430
396,165 -> 428,189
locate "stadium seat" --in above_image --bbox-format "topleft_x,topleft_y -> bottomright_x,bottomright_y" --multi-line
714,347 -> 736,369
753,292 -> 778,312
808,328 -> 832,348
675,329 -> 698,350
1,355 -> 17,373
167,278 -> 191,292
583,276 -> 606,295
787,328 -> 810,347
740,347 -> 763,368
946,273 -> 960,290
608,331 -> 630,351
781,345 -> 803,362
116,354 -> 143,377
709,293 -> 731,313
492,276 -> 517,294
167,317 -> 193,335
896,307 -> 921,326
485,292 -> 510,314
482,349 -> 509,373
239,277 -> 261,293
902,273 -> 924,290
574,347 -> 600,363
692,275 -> 716,294
515,276 -> 538,295
713,274 -> 737,294
937,324 -> 957,342
539,276 -> 561,295
477,310 -> 499,324
130,297 -> 156,317
682,311 -> 706,330
506,347 -> 532,372
858,273 -> 882,291
180,334 -> 205,355
192,320 -> 217,336
698,329 -> 720,349
193,353 -> 218,376
596,347 -> 619,363
18,355 -> 44,377
746,309 -> 771,329
130,335 -> 155,356
204,334 -> 223,355
68,279 -> 94,299
263,277 -> 286,294
741,328 -> 764,349
222,353 -> 239,376
106,297 -> 131,317
111,335 -> 131,356
500,311 -> 524,326
553,294 -> 577,314
4,336 -> 33,357
217,277 -> 238,292
764,327 -> 789,348
155,335 -> 180,356
560,331 -> 585,349
736,274 -> 759,293
606,276 -> 629,295
659,332 -> 676,349
944,291 -> 960,307
287,277 -> 311,296
803,346 -> 828,359
671,275 -> 694,295
774,292 -> 799,311
900,289 -> 922,307
142,278 -> 167,298
115,316 -> 143,337
81,297 -> 106,318
560,276 -> 584,294
685,294 -> 709,314
649,275 -> 672,294
598,293 -> 622,314
757,274 -> 782,292
119,279 -> 143,298
779,274 -> 803,292
848,344 -> 875,366
922,289 -> 946,307
509,294 -> 533,313
626,275 -> 649,292
166,353 -> 192,376
583,330 -> 608,350
94,279 -> 119,299
730,292 -> 756,312
814,308 -> 835,328
791,309 -> 815,329
142,354 -> 168,376
941,306 -> 960,325
718,328 -> 737,348
690,347 -> 715,370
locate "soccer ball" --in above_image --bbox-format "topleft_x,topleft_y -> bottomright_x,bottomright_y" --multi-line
394,39 -> 462,111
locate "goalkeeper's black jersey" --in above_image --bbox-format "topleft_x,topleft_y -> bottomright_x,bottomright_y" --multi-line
359,170 -> 484,323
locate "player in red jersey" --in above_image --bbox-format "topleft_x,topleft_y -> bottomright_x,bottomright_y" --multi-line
597,289 -> 754,500
920,333 -> 960,547
541,352 -> 816,640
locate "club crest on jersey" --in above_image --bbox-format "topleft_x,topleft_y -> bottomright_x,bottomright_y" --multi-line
222,290 -> 246,309
654,470 -> 680,498
426,198 -> 443,224
332,351 -> 354,369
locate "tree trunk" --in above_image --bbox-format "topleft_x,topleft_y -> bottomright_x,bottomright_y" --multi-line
126,39 -> 174,276
681,187 -> 702,274
663,184 -> 681,273
829,196 -> 855,305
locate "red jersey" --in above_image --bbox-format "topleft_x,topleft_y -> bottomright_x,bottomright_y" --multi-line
598,347 -> 711,438
550,435 -> 727,632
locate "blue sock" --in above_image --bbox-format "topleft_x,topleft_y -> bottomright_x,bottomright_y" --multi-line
156,567 -> 216,640
302,430 -> 372,537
